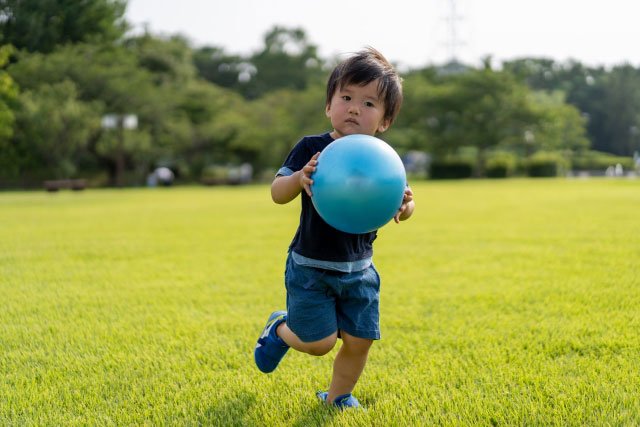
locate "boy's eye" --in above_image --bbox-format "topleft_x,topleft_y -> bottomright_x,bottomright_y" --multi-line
342,96 -> 351,101
365,101 -> 375,107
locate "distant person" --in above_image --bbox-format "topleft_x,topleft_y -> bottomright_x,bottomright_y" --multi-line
253,47 -> 415,409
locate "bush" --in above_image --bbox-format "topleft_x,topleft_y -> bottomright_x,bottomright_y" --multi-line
571,150 -> 635,171
486,152 -> 517,178
523,152 -> 568,177
429,160 -> 474,179
486,166 -> 508,178
201,164 -> 253,185
201,165 -> 232,185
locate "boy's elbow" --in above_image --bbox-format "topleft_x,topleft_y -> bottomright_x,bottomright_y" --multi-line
271,182 -> 290,204
271,192 -> 287,204
271,187 -> 283,204
272,191 -> 298,204
271,175 -> 299,204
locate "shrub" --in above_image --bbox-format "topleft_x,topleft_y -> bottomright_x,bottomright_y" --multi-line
429,160 -> 474,179
523,152 -> 569,177
201,165 -> 231,185
486,152 -> 517,178
571,150 -> 635,171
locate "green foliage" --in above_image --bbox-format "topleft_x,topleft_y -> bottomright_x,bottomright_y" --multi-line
124,33 -> 197,86
8,43 -> 154,112
12,80 -> 101,180
504,58 -> 640,156
486,151 -> 518,178
429,159 -> 474,179
193,46 -> 244,89
200,164 -> 233,184
195,26 -> 325,100
1,181 -> 640,424
3,26 -> 331,185
391,72 -> 441,153
403,66 -> 543,176
526,91 -> 590,152
597,65 -> 640,156
570,150 -> 635,170
0,44 -> 18,179
7,43 -> 159,185
523,151 -> 569,177
0,0 -> 127,53
3,18 -> 640,186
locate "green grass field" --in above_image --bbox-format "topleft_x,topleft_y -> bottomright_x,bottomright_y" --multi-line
1,179 -> 639,426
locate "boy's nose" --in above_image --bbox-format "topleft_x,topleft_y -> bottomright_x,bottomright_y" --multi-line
348,105 -> 360,115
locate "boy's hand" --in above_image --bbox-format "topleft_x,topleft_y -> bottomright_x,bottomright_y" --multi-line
394,188 -> 414,223
299,152 -> 320,197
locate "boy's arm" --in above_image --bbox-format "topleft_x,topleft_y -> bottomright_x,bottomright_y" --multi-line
271,152 -> 320,204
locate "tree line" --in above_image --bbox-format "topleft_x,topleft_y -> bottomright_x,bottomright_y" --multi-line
0,0 -> 638,187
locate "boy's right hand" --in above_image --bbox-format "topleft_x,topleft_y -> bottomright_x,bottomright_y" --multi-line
299,152 -> 320,197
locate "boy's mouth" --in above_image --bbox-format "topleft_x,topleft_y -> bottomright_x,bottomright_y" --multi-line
345,118 -> 359,125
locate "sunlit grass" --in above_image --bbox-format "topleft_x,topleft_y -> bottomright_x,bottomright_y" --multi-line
1,179 -> 639,425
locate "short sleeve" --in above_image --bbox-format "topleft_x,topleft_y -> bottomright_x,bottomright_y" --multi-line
281,138 -> 313,173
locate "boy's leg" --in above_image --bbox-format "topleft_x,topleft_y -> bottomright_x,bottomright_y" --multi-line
254,311 -> 289,373
255,311 -> 337,373
277,322 -> 337,356
325,330 -> 373,404
279,254 -> 340,356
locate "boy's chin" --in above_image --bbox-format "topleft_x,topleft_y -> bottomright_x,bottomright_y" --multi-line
334,129 -> 377,138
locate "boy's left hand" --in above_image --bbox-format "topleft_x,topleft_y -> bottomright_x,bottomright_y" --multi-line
394,188 -> 414,223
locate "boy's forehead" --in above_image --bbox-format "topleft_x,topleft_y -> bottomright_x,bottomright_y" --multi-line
340,80 -> 383,98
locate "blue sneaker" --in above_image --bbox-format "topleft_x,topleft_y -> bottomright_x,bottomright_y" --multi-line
316,391 -> 364,409
254,310 -> 289,373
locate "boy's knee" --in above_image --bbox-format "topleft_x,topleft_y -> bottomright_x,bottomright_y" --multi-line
341,332 -> 374,354
304,334 -> 337,356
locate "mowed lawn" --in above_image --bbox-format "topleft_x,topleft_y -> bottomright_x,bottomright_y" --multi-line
1,179 -> 639,426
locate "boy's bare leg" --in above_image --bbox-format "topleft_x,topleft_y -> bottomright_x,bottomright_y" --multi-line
326,330 -> 373,404
277,322 -> 337,356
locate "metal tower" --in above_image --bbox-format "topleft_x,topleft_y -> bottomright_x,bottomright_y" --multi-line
444,0 -> 465,63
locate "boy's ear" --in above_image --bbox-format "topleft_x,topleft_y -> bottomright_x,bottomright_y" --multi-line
377,118 -> 391,133
325,103 -> 332,117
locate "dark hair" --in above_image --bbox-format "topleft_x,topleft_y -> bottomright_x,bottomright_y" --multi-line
326,47 -> 403,124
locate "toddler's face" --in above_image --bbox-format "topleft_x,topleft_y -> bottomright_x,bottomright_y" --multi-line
326,80 -> 390,140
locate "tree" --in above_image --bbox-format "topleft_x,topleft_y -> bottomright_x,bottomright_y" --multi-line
8,43 -> 157,186
171,79 -> 248,179
193,46 -> 245,90
230,84 -> 328,172
503,57 -> 620,154
387,68 -> 442,154
124,33 -> 197,86
245,26 -> 324,98
195,26 -> 325,99
406,65 -> 541,176
0,0 -> 127,53
597,65 -> 640,156
526,91 -> 590,153
12,80 -> 101,180
0,44 -> 18,181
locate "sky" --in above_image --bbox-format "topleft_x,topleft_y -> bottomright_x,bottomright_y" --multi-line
125,0 -> 640,70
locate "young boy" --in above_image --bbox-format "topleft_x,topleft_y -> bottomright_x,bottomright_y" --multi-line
254,47 -> 415,409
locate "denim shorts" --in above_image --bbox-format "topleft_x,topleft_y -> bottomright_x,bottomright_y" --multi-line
284,253 -> 381,342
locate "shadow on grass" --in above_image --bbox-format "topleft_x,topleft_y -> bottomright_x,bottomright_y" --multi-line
287,392 -> 376,425
290,405 -> 339,427
198,390 -> 257,426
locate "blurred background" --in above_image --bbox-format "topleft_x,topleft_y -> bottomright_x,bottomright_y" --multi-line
1,0 -> 639,188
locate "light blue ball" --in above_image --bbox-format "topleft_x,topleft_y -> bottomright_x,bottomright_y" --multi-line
310,134 -> 406,234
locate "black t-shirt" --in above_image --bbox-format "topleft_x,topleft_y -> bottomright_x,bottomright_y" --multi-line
281,132 -> 377,262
